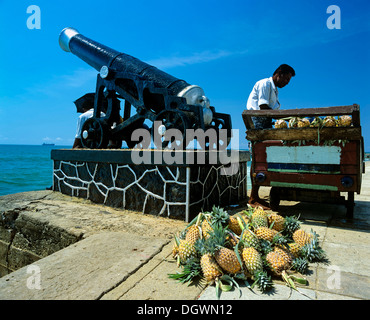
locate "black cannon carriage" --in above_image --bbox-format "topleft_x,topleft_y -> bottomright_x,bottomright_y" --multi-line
59,27 -> 232,149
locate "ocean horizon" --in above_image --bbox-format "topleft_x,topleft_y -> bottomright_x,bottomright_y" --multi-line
0,144 -> 72,196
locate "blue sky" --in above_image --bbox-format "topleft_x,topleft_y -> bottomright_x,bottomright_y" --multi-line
0,0 -> 369,150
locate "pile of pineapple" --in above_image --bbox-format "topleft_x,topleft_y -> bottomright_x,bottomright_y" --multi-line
169,206 -> 325,298
274,115 -> 352,129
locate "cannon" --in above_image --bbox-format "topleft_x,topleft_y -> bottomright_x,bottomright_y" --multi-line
59,27 -> 232,149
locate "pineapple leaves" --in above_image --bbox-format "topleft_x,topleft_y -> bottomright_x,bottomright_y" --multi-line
282,270 -> 296,290
215,275 -> 242,300
282,270 -> 312,299
186,211 -> 201,229
234,229 -> 244,269
219,276 -> 233,292
215,278 -> 221,299
290,275 -> 308,285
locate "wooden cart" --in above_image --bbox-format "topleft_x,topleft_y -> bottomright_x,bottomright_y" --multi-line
242,104 -> 364,218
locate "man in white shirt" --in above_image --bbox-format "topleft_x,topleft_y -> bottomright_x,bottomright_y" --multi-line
246,64 -> 295,209
73,93 -> 106,148
73,107 -> 106,148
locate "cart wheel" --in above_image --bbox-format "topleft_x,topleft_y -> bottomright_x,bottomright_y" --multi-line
269,187 -> 281,211
346,192 -> 355,219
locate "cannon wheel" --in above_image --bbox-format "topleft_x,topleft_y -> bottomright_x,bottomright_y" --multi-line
81,118 -> 109,149
197,118 -> 232,150
152,110 -> 190,149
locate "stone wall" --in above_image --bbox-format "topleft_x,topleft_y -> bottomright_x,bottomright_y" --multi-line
0,191 -> 82,277
51,149 -> 250,221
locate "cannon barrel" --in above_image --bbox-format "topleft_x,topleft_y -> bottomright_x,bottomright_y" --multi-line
59,28 -> 232,150
59,27 -> 191,97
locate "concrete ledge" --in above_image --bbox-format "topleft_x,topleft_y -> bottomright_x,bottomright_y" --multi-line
0,232 -> 168,300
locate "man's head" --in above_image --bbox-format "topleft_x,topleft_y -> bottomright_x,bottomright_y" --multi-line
273,64 -> 295,88
74,93 -> 95,113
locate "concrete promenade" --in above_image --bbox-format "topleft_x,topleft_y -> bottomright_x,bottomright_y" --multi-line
0,164 -> 369,300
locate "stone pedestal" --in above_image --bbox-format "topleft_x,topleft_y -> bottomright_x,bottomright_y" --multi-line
51,149 -> 250,221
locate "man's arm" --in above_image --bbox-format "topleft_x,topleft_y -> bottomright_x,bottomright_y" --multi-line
257,82 -> 272,109
73,138 -> 82,149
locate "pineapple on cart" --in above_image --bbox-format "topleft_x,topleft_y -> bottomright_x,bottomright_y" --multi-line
242,104 -> 365,218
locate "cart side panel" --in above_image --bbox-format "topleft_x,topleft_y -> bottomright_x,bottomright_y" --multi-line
252,140 -> 360,192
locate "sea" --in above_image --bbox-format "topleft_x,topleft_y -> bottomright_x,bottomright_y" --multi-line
0,144 -> 71,197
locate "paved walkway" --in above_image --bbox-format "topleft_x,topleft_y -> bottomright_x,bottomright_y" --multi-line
103,163 -> 370,300
0,164 -> 369,300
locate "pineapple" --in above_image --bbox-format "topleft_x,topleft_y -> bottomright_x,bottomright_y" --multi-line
339,115 -> 352,127
241,246 -> 273,292
177,239 -> 197,263
242,247 -> 263,275
185,213 -> 202,245
201,215 -> 213,239
169,206 -> 327,298
200,254 -> 223,283
288,117 -> 299,128
214,247 -> 241,274
274,119 -> 287,129
288,242 -> 301,258
195,238 -> 223,283
323,116 -> 337,127
266,251 -> 290,276
255,227 -> 278,242
283,215 -> 301,236
209,206 -> 230,228
293,229 -> 313,248
225,231 -> 238,248
185,225 -> 201,245
251,207 -> 268,229
208,226 -> 241,274
241,229 -> 260,250
235,212 -> 250,231
172,240 -> 179,258
297,118 -> 310,128
310,116 -> 323,127
268,213 -> 285,232
300,231 -> 325,262
228,215 -> 242,235
273,246 -> 293,266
